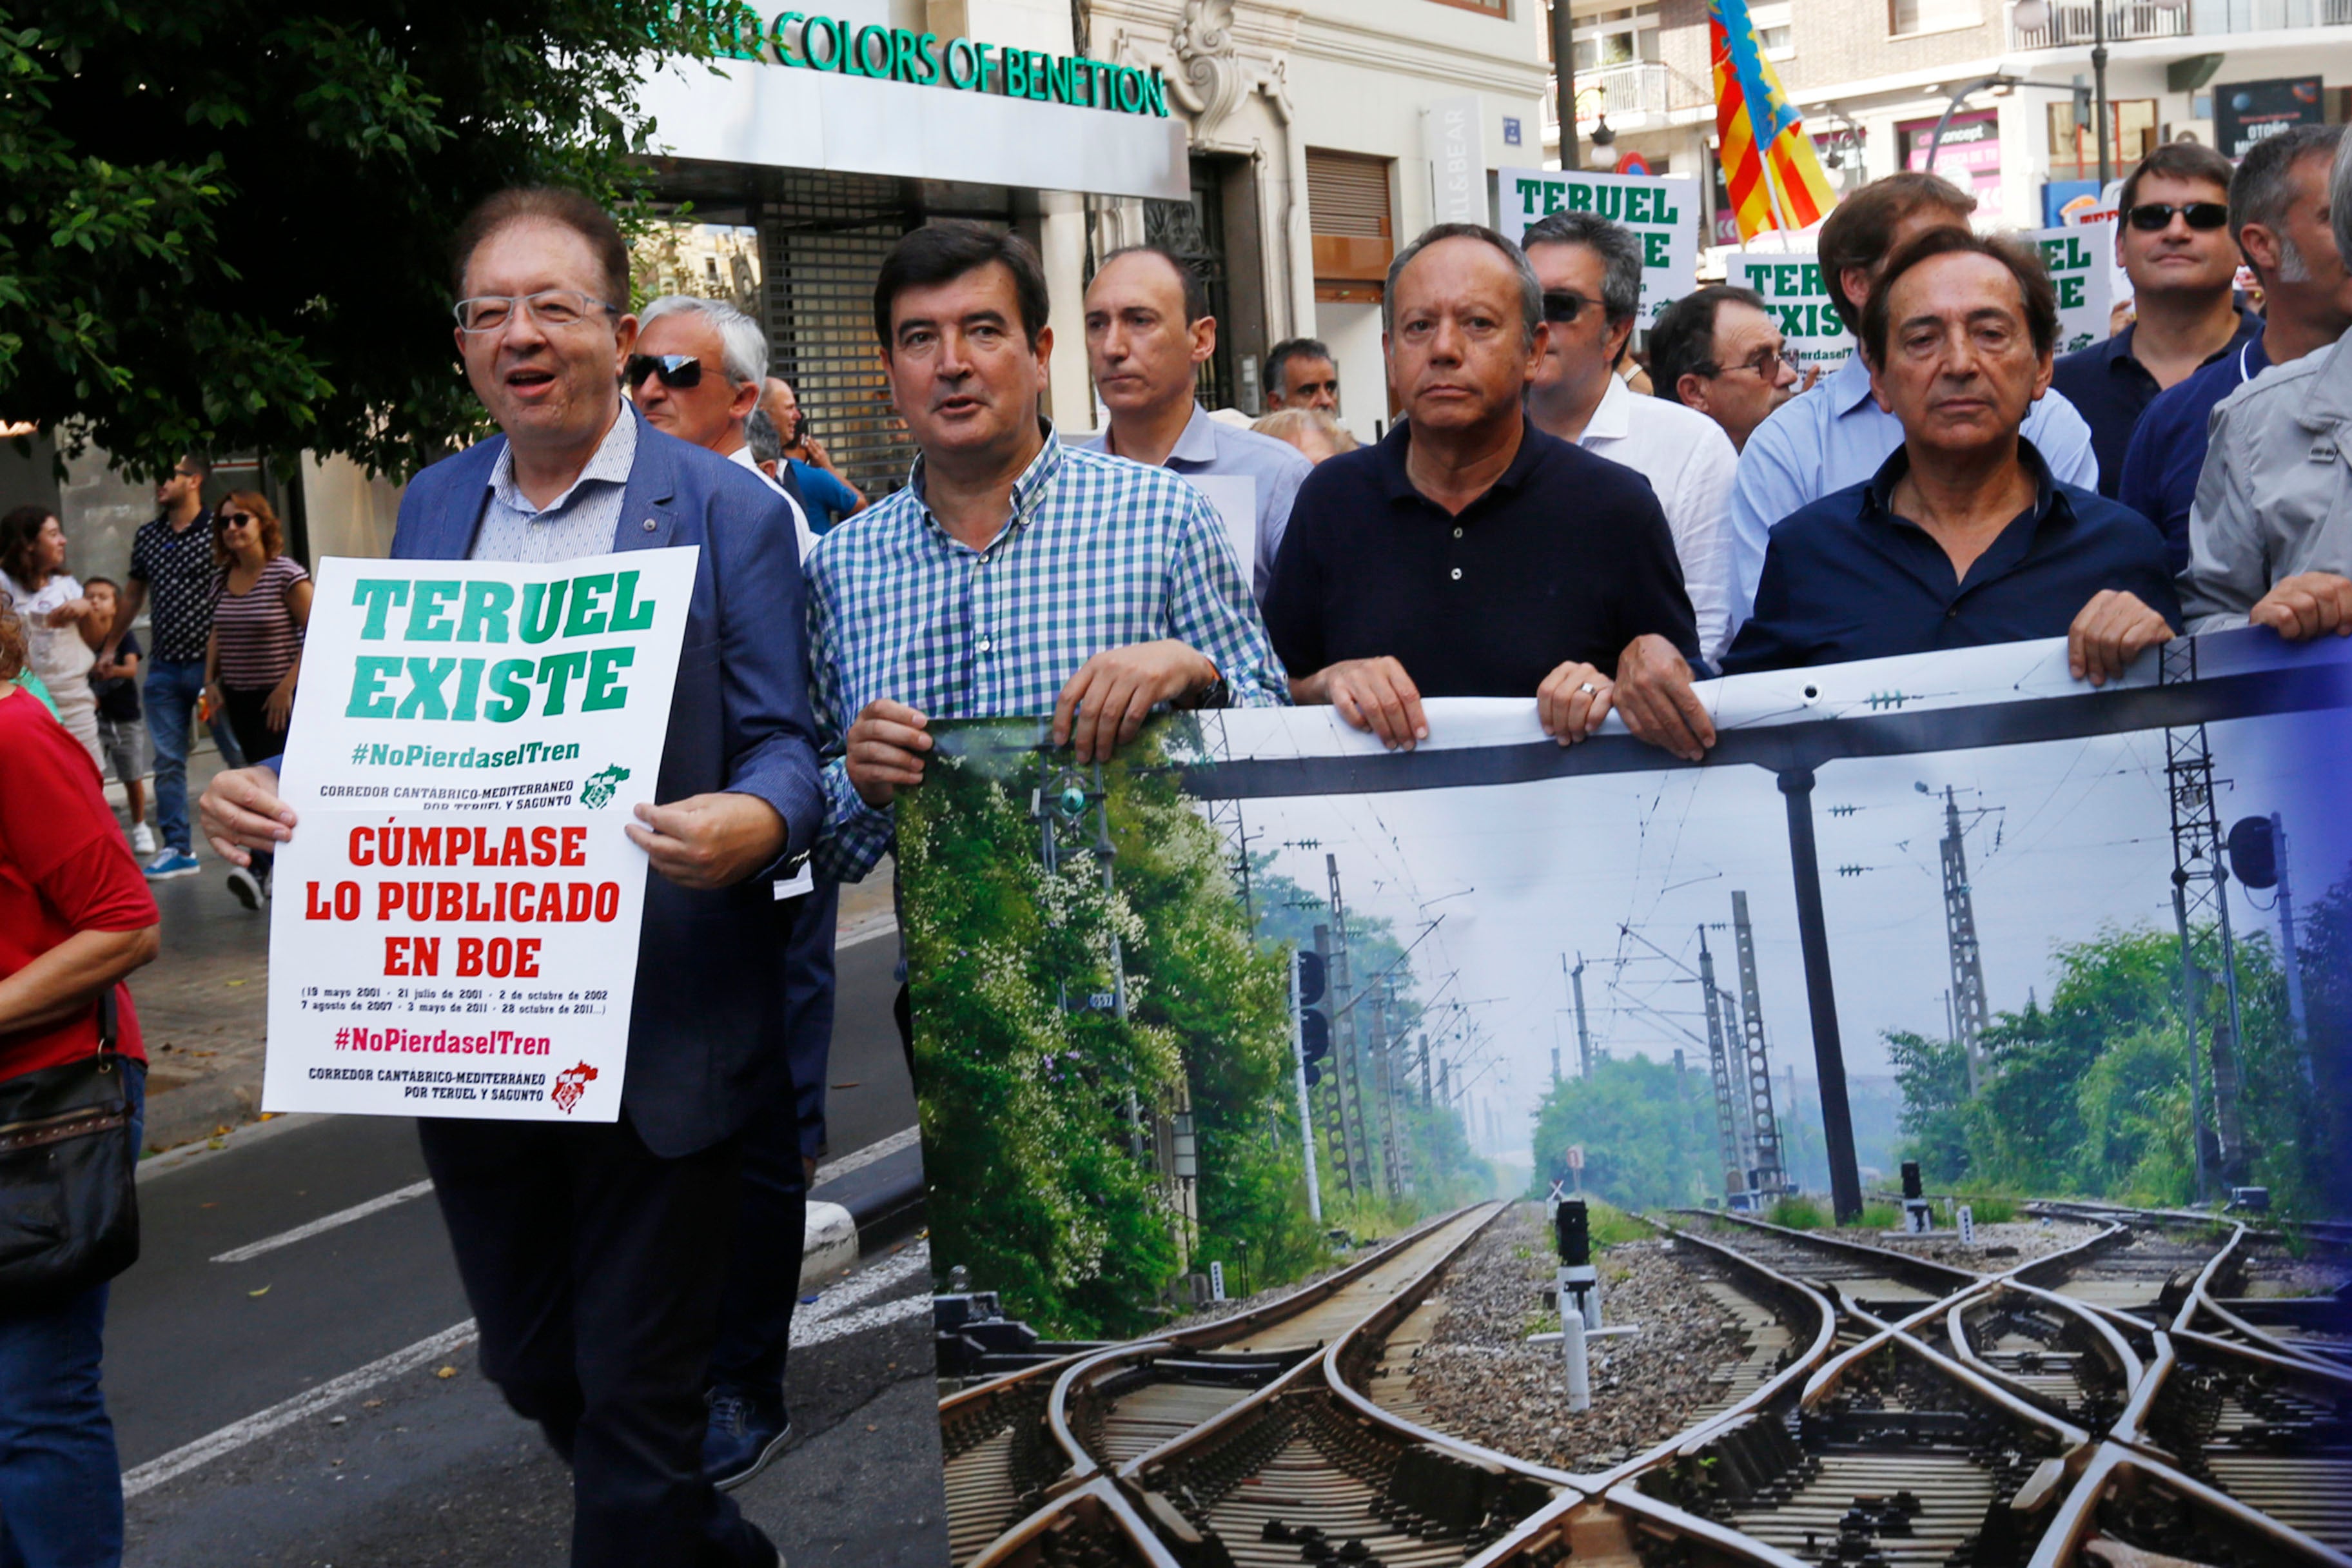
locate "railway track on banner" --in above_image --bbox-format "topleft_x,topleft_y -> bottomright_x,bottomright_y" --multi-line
941,1203 -> 1520,1567
941,1199 -> 2352,1568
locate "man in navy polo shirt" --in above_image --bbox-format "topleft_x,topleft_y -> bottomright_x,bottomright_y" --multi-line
1264,222 -> 1710,761
1723,229 -> 2179,682
2050,142 -> 2253,499
2119,124 -> 2351,571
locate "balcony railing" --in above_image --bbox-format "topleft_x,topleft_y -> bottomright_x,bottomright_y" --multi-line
1541,61 -> 1674,128
2010,0 -> 2351,46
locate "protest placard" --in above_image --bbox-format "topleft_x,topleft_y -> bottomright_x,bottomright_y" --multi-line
2028,221 -> 2117,354
260,549 -> 698,1122
1725,249 -> 1849,371
1498,166 -> 1698,331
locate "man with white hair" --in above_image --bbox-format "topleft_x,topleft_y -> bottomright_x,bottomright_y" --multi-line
632,294 -> 815,560
2182,131 -> 2352,640
630,293 -> 828,1492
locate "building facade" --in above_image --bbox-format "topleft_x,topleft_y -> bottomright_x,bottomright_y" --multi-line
1539,0 -> 2351,261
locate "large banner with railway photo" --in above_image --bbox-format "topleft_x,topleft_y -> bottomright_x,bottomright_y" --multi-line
901,627 -> 2352,1567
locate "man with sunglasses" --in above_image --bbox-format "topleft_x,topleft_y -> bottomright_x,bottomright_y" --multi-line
2124,125 -> 2352,573
1649,284 -> 1802,452
2182,130 -> 2352,641
101,453 -> 240,879
1521,211 -> 1742,665
2052,143 -> 2253,502
200,188 -> 819,1568
631,295 -> 818,562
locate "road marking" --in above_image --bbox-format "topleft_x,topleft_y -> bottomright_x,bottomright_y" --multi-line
835,912 -> 899,950
128,1244 -> 932,1496
812,1125 -> 920,1188
121,1319 -> 478,1498
793,1242 -> 932,1349
794,1293 -> 931,1349
210,1179 -> 437,1264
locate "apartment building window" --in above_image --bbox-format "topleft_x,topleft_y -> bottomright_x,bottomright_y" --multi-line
1558,4 -> 1661,70
1306,150 -> 1395,305
2047,99 -> 2159,181
1430,0 -> 1509,13
1748,1 -> 1794,53
1890,0 -> 1981,34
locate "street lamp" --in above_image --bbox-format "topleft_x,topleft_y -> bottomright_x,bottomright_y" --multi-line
1590,115 -> 1620,170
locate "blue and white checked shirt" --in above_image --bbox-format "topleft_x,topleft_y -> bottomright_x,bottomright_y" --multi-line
469,406 -> 636,563
805,424 -> 1289,882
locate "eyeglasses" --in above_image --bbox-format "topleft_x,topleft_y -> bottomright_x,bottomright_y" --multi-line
2126,201 -> 2229,232
1542,290 -> 1603,324
1702,348 -> 1802,379
452,291 -> 617,334
215,512 -> 255,529
626,353 -> 703,390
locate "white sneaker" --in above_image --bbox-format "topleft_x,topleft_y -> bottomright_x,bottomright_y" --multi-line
131,822 -> 157,856
226,865 -> 265,911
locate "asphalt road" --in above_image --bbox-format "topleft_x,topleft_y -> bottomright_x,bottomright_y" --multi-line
115,921 -> 950,1567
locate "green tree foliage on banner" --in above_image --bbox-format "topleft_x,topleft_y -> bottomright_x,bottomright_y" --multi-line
1527,1055 -> 1723,1213
0,1 -> 736,477
897,718 -> 1324,1340
1890,912 -> 2333,1211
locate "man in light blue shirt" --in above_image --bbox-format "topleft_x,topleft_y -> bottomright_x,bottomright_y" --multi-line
1077,244 -> 1311,602
1727,172 -> 2099,638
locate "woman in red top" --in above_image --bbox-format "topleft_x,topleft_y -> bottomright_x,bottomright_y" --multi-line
0,596 -> 160,1568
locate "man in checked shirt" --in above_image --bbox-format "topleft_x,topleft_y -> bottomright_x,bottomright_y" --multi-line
803,221 -> 1286,1003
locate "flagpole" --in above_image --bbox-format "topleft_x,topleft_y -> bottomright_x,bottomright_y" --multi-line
1756,132 -> 1798,253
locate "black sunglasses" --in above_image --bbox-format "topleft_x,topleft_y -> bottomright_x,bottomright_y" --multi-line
2126,201 -> 2229,232
625,353 -> 703,389
215,512 -> 256,529
1541,290 -> 1600,324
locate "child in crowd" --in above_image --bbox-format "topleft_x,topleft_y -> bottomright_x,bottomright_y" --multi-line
83,576 -> 156,857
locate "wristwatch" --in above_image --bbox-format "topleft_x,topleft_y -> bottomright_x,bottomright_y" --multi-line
1178,670 -> 1230,710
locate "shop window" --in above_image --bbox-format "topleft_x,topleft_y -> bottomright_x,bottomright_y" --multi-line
2046,99 -> 2159,182
1890,0 -> 1982,34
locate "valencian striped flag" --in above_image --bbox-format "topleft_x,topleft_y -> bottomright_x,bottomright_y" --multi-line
1709,0 -> 1838,240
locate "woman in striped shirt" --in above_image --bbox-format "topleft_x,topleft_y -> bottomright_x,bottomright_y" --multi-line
203,493 -> 311,908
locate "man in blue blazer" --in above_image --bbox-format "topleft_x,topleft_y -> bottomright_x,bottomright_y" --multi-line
200,188 -> 821,1568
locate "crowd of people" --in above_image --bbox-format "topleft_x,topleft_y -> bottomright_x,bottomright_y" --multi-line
1,124 -> 2347,1567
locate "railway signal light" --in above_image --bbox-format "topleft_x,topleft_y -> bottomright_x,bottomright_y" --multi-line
2226,816 -> 2278,890
1300,1010 -> 1329,1086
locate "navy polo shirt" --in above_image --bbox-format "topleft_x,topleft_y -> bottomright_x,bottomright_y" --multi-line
1719,442 -> 2182,675
2117,331 -> 2271,576
1263,415 -> 1700,696
2051,312 -> 2259,499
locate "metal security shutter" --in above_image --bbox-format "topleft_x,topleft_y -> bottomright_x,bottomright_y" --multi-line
1305,151 -> 1393,240
760,173 -> 921,501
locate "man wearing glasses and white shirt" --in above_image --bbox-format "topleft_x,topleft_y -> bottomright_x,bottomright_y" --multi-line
1520,211 -> 1742,666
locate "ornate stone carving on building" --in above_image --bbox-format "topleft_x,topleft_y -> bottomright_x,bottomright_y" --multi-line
1163,0 -> 1293,143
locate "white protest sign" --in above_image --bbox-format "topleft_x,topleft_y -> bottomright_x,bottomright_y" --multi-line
1499,167 -> 1698,331
263,549 -> 699,1122
1725,251 -> 1850,373
2028,222 -> 2117,356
